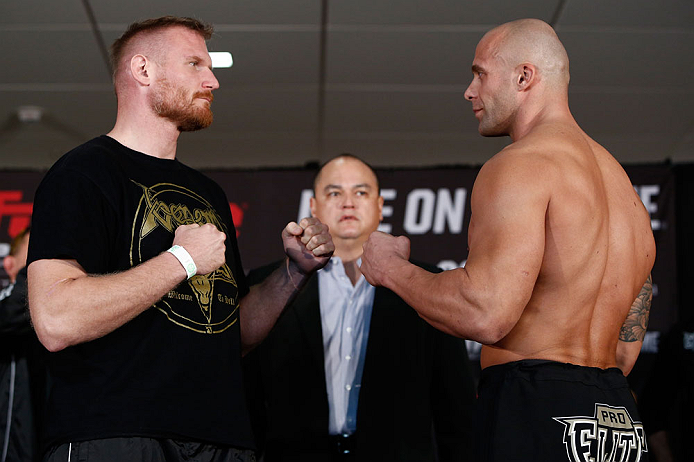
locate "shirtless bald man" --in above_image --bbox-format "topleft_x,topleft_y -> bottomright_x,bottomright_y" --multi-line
361,18 -> 655,461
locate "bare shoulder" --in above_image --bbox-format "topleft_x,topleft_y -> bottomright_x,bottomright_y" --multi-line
475,136 -> 558,194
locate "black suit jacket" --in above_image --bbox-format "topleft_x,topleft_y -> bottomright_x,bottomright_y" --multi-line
243,261 -> 477,462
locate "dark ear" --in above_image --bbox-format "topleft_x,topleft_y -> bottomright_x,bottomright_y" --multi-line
3,255 -> 15,278
516,64 -> 536,91
130,54 -> 151,86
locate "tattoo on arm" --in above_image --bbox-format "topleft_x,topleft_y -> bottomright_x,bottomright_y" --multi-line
619,274 -> 652,342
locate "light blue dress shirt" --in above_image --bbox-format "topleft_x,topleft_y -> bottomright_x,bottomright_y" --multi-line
318,256 -> 375,436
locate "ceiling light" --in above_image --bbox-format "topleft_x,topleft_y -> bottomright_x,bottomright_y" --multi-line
210,52 -> 233,68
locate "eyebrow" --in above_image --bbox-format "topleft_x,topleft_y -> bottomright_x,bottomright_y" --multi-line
323,183 -> 373,192
471,64 -> 485,74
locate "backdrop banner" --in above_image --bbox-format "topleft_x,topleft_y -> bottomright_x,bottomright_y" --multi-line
0,164 -> 677,362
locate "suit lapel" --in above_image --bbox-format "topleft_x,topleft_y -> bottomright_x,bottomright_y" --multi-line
360,286 -> 394,387
292,274 -> 326,367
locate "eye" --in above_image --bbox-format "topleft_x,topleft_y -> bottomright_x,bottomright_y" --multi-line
189,61 -> 199,67
328,191 -> 340,197
356,190 -> 367,196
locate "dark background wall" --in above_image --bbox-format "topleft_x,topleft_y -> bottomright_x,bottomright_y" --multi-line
0,161 -> 684,396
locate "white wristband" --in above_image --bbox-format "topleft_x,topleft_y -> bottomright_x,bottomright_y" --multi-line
167,245 -> 197,279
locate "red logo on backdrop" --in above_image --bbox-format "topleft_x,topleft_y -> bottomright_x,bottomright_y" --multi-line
229,202 -> 248,238
0,191 -> 33,238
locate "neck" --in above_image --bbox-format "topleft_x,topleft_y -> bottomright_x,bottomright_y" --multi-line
334,243 -> 365,286
509,96 -> 573,141
339,257 -> 362,286
333,237 -> 367,263
107,105 -> 181,159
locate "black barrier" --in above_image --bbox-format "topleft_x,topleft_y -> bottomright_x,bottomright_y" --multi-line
0,163 -> 680,363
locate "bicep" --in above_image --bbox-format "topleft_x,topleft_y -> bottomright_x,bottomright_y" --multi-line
28,259 -> 87,314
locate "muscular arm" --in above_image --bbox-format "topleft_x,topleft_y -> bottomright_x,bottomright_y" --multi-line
28,223 -> 226,352
362,152 -> 547,343
239,218 -> 333,355
616,274 -> 652,375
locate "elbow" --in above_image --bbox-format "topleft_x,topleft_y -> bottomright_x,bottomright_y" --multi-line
615,344 -> 639,376
464,301 -> 519,345
34,320 -> 70,352
474,321 -> 510,345
30,305 -> 71,352
443,309 -> 512,345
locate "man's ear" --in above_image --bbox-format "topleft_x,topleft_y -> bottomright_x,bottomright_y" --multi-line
378,195 -> 384,222
130,54 -> 152,86
3,255 -> 15,278
309,196 -> 317,217
516,64 -> 536,91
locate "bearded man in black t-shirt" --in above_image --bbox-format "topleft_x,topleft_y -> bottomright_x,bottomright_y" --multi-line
26,16 -> 334,462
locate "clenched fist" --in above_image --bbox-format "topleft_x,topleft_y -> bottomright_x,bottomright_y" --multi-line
282,217 -> 334,275
172,223 -> 226,275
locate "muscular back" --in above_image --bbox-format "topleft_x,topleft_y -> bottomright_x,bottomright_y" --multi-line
478,122 -> 655,369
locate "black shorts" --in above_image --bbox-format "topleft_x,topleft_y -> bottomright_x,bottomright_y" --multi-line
475,360 -> 648,462
43,437 -> 256,462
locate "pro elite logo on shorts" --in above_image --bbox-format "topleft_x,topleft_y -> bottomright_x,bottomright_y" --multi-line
554,404 -> 647,462
130,181 -> 239,334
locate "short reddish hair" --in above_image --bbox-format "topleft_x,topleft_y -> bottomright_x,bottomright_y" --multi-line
109,16 -> 213,77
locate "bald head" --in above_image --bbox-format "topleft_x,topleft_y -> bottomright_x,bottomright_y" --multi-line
313,154 -> 380,195
482,18 -> 570,88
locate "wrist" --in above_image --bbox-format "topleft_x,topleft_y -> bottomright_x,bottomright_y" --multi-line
167,245 -> 197,279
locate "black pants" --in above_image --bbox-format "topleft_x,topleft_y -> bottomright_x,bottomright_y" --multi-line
43,437 -> 256,462
476,360 -> 649,462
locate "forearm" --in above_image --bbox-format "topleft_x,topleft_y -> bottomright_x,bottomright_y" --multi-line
239,258 -> 308,355
617,274 -> 652,375
28,252 -> 187,351
380,259 -> 506,343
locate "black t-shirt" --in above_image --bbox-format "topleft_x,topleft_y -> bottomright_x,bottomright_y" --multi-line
28,135 -> 254,449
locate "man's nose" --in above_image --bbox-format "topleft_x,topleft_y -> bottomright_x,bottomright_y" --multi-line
464,83 -> 475,101
203,68 -> 220,90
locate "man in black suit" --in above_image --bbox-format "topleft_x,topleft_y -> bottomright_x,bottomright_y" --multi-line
243,154 -> 476,462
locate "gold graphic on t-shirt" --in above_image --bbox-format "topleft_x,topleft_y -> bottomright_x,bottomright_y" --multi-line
130,181 -> 239,334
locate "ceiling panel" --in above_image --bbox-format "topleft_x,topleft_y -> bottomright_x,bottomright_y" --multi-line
560,30 -> 694,87
211,88 -> 319,132
0,31 -> 110,84
328,0 -> 560,25
324,90 -> 467,132
90,0 -> 321,26
559,0 -> 694,27
91,0 -> 235,26
0,91 -> 115,137
571,91 -> 694,136
0,0 -> 692,170
326,31 -> 475,85
0,0 -> 88,25
212,31 -> 322,85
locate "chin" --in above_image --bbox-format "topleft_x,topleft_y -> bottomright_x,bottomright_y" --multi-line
479,123 -> 509,138
335,230 -> 362,240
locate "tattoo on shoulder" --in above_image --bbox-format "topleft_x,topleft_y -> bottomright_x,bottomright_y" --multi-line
619,275 -> 652,343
